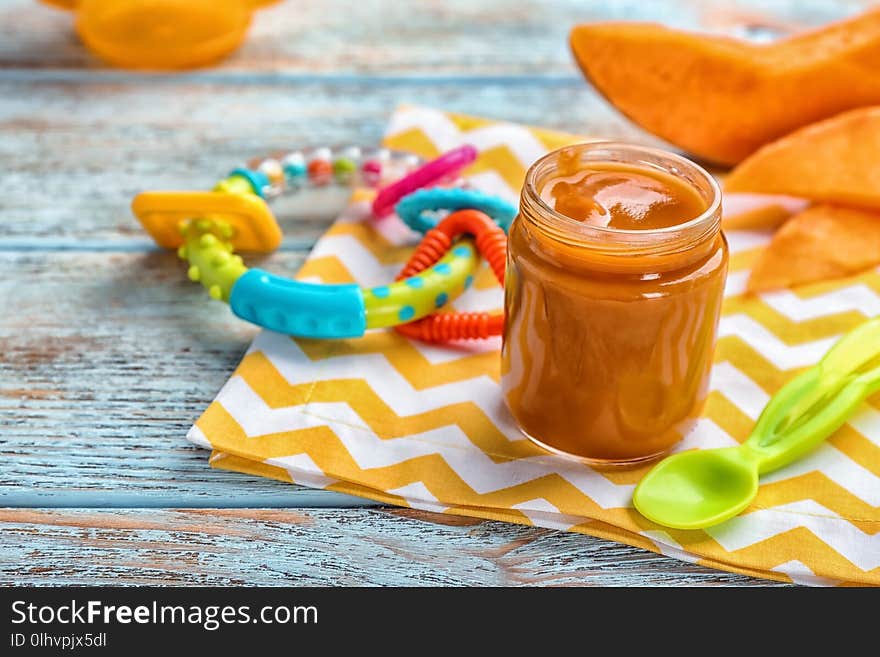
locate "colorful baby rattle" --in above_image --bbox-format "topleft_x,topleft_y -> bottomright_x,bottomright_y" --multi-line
133,145 -> 516,342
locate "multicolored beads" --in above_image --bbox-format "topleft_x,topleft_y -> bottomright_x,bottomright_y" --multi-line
233,146 -> 423,200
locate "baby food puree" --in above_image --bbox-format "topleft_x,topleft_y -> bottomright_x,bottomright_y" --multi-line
502,143 -> 727,465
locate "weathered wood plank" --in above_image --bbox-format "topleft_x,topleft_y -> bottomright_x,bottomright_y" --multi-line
0,250 -> 383,506
2,0 -> 870,72
0,80 -> 653,243
0,508 -> 782,585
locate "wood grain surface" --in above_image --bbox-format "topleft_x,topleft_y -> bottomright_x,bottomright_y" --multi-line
1,508 -> 773,586
2,0 -> 868,586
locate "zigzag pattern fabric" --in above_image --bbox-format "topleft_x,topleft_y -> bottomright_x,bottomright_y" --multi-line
189,106 -> 880,586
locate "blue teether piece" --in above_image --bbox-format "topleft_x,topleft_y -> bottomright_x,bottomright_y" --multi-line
394,188 -> 517,234
229,269 -> 366,338
229,168 -> 271,198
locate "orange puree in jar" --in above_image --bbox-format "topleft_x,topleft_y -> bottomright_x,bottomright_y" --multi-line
501,143 -> 727,465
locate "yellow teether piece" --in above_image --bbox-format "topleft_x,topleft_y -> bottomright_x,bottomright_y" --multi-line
132,191 -> 282,253
39,0 -> 280,70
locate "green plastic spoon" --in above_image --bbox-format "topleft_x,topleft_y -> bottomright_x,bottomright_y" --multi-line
634,317 -> 880,530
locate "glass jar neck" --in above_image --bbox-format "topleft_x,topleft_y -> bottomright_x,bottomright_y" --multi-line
518,142 -> 722,273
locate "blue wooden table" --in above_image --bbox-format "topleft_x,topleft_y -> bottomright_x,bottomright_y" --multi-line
1,0 -> 867,585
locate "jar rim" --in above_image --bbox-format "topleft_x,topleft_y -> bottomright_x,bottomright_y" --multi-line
522,141 -> 722,251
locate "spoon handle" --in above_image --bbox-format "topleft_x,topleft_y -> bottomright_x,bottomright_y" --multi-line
745,317 -> 880,474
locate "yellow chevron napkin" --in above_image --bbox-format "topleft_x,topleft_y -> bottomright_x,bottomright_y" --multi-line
189,106 -> 880,586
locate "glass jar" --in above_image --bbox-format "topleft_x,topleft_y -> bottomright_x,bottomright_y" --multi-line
501,143 -> 727,466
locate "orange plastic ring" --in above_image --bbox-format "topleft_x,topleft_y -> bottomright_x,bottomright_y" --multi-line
395,209 -> 507,343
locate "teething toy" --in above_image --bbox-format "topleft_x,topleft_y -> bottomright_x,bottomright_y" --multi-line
634,316 -> 880,529
39,0 -> 280,70
395,209 -> 507,342
133,146 -> 514,340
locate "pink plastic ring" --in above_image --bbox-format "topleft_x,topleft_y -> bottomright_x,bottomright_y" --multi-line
371,144 -> 478,217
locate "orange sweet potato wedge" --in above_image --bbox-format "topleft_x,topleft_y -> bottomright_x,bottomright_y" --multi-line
748,204 -> 880,293
722,193 -> 809,231
725,106 -> 880,208
570,9 -> 880,165
723,204 -> 793,231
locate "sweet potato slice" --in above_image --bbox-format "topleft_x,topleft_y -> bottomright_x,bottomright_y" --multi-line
722,193 -> 808,231
570,9 -> 880,165
725,106 -> 880,208
748,204 -> 880,292
723,204 -> 793,231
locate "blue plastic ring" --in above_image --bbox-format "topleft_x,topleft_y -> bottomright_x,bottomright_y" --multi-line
229,168 -> 271,198
230,269 -> 366,339
394,188 -> 517,234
